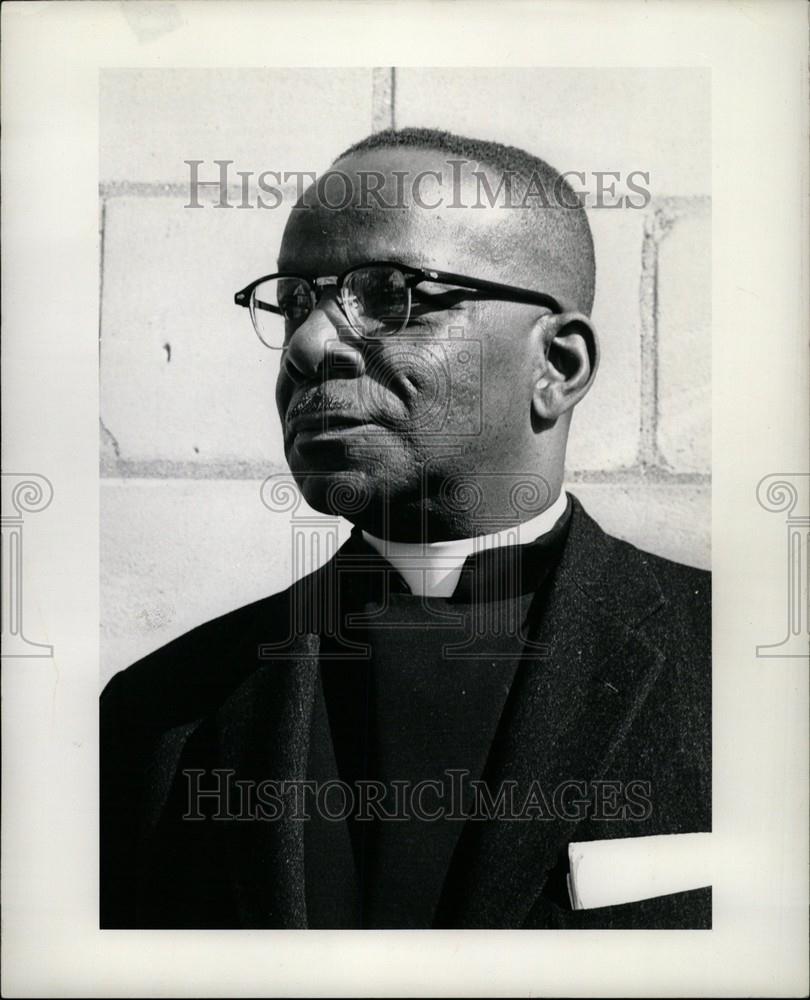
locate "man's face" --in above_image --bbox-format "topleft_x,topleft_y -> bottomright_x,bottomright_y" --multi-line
274,148 -> 555,538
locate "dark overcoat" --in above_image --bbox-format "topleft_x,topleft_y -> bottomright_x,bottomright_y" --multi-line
100,494 -> 711,929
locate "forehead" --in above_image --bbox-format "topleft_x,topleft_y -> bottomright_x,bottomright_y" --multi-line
277,147 -> 527,279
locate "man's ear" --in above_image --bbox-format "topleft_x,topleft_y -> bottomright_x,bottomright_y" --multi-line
531,312 -> 599,422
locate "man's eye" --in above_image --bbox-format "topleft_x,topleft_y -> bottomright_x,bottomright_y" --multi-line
403,315 -> 428,329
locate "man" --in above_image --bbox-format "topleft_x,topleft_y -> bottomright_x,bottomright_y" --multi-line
100,128 -> 710,929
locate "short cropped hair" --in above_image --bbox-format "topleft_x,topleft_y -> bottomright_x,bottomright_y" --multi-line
334,127 -> 596,313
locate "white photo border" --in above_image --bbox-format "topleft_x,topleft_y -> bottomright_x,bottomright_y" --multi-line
2,1 -> 808,996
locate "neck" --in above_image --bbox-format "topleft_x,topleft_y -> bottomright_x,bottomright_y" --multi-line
354,471 -> 565,543
364,489 -> 568,548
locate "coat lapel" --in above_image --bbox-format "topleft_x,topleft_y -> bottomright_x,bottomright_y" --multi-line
207,554 -> 359,927
435,496 -> 668,928
213,633 -> 320,928
142,552 -> 361,928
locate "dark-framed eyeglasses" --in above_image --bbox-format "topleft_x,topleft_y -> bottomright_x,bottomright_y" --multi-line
234,260 -> 564,349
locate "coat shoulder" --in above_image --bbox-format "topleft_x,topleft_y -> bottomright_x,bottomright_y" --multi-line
565,493 -> 710,618
100,579 -> 298,730
600,529 -> 711,658
615,535 -> 710,606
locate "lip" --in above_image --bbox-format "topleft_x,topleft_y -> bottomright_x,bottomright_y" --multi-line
287,411 -> 367,434
286,411 -> 379,447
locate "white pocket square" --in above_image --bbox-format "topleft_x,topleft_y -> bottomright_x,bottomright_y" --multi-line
566,832 -> 713,910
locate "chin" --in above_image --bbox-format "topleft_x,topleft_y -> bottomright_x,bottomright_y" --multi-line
293,466 -> 377,523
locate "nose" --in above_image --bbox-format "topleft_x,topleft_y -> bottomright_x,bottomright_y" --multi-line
281,291 -> 366,384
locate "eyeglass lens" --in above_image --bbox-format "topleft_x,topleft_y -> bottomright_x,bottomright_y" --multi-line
248,266 -> 411,348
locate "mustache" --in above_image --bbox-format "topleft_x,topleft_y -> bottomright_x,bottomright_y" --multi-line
285,385 -> 362,424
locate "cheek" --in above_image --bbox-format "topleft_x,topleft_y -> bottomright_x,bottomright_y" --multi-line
367,341 -> 485,443
399,345 -> 469,433
361,342 -> 446,418
369,325 -> 526,441
479,315 -> 536,398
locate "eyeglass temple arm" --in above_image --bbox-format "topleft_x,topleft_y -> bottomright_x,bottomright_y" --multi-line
420,267 -> 564,313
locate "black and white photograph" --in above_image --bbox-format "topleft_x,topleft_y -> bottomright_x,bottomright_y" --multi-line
2,1 -> 808,996
99,66 -> 712,931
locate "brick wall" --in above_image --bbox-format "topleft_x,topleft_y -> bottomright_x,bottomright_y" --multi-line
100,68 -> 710,684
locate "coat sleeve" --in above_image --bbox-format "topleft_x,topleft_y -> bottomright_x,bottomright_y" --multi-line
100,670 -> 141,928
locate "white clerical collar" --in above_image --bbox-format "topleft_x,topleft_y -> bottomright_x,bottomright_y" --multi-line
362,489 -> 569,598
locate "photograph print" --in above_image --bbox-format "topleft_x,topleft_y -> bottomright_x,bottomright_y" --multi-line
99,66 -> 711,930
